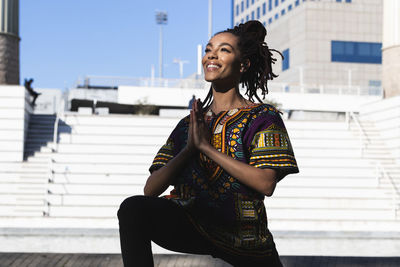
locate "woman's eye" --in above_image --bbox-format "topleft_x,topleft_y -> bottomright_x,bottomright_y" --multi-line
221,48 -> 230,52
204,48 -> 211,53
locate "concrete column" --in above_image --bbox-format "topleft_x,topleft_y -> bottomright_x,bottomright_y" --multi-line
0,0 -> 20,85
382,0 -> 400,98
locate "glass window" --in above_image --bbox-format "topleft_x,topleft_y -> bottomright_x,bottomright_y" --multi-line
295,0 -> 300,6
241,18 -> 244,23
251,11 -> 255,20
358,43 -> 370,56
275,0 -> 279,7
252,0 -> 255,4
331,41 -> 382,64
246,15 -> 249,21
282,49 -> 290,71
241,1 -> 244,12
346,0 -> 352,2
336,0 -> 342,2
371,43 -> 382,56
257,7 -> 260,19
275,13 -> 279,19
281,0 -> 285,2
263,3 -> 266,15
269,0 -> 273,11
281,9 -> 285,15
268,17 -> 273,24
345,42 -> 354,55
247,0 -> 249,8
288,4 -> 292,11
236,5 -> 239,15
263,21 -> 266,26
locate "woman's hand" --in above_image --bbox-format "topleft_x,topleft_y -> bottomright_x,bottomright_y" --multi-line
187,99 -> 212,153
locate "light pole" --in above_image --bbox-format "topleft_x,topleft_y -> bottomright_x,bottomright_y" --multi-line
208,0 -> 213,40
156,11 -> 168,78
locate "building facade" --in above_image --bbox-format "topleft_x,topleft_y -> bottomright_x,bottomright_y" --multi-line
232,0 -> 382,91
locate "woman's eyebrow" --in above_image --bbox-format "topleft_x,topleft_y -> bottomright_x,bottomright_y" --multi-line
206,42 -> 235,49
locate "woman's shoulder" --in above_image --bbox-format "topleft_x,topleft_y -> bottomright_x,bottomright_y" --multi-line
248,103 -> 281,117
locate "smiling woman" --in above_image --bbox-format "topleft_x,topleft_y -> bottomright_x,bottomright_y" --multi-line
118,20 -> 299,267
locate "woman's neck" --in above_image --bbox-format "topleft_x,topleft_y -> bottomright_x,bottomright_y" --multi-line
210,85 -> 250,114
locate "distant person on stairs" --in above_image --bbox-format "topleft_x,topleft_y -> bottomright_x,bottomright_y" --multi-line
118,20 -> 299,267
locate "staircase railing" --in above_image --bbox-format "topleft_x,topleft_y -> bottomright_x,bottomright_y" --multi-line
376,162 -> 400,219
44,99 -> 65,216
345,111 -> 370,156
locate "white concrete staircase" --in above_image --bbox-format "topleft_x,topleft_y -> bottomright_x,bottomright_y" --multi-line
1,112 -> 399,255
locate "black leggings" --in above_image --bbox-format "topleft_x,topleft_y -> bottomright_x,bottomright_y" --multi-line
117,195 -> 283,267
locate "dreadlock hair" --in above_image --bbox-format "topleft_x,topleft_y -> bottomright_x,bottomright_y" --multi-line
202,20 -> 283,109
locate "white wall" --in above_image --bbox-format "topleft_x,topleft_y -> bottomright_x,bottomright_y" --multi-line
0,85 -> 32,162
119,85 -> 382,112
360,95 -> 400,163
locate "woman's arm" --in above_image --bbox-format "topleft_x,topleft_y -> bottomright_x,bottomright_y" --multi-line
144,113 -> 197,197
192,100 -> 277,196
143,147 -> 193,197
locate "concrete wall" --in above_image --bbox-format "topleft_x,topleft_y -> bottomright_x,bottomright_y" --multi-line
0,85 -> 32,161
118,85 -> 382,112
382,0 -> 400,97
359,95 -> 400,163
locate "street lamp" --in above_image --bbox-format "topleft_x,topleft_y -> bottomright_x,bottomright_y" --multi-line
156,11 -> 168,78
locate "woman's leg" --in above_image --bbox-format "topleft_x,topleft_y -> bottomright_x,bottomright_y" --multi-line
117,195 -> 215,267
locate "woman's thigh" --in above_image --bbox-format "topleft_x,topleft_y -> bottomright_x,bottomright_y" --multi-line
120,195 -> 215,255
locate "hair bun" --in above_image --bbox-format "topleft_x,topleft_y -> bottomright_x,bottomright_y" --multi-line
241,21 -> 266,43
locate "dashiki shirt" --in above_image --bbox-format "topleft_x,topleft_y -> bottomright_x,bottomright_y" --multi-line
149,103 -> 299,257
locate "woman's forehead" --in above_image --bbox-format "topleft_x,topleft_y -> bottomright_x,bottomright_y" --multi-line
207,32 -> 239,47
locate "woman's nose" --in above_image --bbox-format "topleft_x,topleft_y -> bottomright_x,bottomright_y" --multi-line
208,50 -> 217,59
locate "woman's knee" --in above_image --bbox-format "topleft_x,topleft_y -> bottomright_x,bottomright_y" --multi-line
117,195 -> 148,220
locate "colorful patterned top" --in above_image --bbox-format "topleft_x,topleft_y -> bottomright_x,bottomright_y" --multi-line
149,103 -> 299,257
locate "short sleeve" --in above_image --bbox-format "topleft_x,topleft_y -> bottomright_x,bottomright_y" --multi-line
148,117 -> 188,174
247,106 -> 299,182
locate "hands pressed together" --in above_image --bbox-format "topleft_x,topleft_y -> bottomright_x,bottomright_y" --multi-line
187,99 -> 212,155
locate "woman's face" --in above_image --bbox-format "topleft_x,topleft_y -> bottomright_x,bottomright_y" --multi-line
202,32 -> 243,84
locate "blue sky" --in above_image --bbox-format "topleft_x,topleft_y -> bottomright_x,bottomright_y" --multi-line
20,0 -> 232,89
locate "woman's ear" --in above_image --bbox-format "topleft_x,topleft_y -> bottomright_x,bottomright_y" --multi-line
240,59 -> 250,73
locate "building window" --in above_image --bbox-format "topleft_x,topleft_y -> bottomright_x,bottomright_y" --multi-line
241,18 -> 244,23
236,5 -> 239,15
331,41 -> 382,64
246,15 -> 250,21
241,1 -> 244,12
346,0 -> 352,2
247,0 -> 249,8
275,13 -> 279,20
281,0 -> 285,2
295,0 -> 300,6
336,0 -> 342,2
257,7 -> 260,19
252,0 -> 255,4
268,18 -> 273,24
263,3 -> 266,14
281,9 -> 285,15
275,0 -> 279,7
251,11 -> 255,20
263,21 -> 266,26
288,4 -> 292,11
282,49 -> 289,71
269,0 -> 273,11
369,80 -> 381,87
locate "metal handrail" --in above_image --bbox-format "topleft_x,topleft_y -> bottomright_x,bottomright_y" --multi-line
45,98 -> 65,217
376,162 -> 400,219
346,111 -> 370,156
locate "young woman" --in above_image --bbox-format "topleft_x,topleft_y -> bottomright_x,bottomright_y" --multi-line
118,20 -> 299,267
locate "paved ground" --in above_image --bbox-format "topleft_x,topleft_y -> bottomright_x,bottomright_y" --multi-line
1,253 -> 400,267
